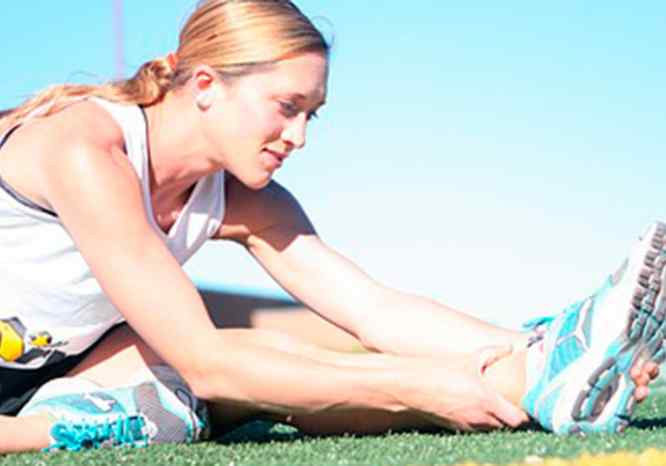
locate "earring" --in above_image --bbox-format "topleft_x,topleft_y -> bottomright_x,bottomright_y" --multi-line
195,91 -> 209,110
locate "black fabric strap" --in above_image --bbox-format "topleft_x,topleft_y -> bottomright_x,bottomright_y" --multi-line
0,126 -> 58,217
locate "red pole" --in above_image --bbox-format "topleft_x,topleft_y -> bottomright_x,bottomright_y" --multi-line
112,0 -> 125,79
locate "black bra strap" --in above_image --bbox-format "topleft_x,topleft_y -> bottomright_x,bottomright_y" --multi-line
0,126 -> 58,217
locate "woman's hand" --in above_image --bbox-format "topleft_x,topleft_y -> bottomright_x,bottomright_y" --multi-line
402,345 -> 528,432
632,360 -> 661,401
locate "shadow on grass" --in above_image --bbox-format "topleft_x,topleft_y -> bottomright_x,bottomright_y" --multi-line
631,417 -> 666,430
215,421 -> 306,445
212,408 -> 666,447
213,421 -> 450,446
213,419 -> 552,447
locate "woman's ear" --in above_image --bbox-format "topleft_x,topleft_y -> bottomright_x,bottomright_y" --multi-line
190,65 -> 222,110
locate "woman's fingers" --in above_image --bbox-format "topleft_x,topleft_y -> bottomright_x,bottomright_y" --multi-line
634,385 -> 649,402
485,389 -> 529,428
645,361 -> 660,380
631,361 -> 659,387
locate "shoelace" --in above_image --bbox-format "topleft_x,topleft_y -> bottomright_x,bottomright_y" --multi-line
49,415 -> 149,452
522,299 -> 586,332
523,271 -> 619,335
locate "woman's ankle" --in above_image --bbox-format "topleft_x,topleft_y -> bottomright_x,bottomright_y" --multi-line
482,346 -> 528,408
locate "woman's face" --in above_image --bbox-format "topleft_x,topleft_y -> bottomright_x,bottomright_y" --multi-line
200,51 -> 328,189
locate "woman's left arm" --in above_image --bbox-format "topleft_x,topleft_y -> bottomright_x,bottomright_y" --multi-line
217,179 -> 517,358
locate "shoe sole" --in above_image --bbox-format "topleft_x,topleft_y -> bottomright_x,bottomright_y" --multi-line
567,221 -> 666,434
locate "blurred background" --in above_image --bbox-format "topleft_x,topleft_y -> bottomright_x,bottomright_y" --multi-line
2,2 -> 665,330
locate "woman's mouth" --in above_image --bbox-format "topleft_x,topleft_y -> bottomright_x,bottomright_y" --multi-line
261,149 -> 287,170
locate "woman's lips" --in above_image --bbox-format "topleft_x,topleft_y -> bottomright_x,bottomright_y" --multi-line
261,149 -> 286,170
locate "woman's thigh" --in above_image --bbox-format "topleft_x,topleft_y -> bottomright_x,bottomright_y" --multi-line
66,324 -> 161,384
200,288 -> 362,352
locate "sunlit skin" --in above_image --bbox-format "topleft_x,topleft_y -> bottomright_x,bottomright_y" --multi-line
196,53 -> 328,189
137,51 -> 328,226
190,51 -> 660,405
0,48 -> 660,453
140,50 -> 658,411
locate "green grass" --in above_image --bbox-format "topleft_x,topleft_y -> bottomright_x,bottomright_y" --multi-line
4,392 -> 666,466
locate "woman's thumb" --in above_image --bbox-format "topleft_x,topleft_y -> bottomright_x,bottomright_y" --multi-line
477,344 -> 514,375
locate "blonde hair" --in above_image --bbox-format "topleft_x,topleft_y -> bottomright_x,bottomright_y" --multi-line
0,0 -> 328,132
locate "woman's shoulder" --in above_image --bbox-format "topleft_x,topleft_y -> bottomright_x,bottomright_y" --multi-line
24,100 -> 138,182
43,100 -> 126,154
0,100 -> 139,211
2,99 -> 126,167
35,101 -> 148,219
37,101 -> 140,188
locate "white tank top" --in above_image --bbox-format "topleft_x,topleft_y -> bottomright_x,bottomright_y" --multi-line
0,98 -> 225,369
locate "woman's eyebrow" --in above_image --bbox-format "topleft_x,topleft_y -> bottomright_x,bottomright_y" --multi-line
287,92 -> 326,108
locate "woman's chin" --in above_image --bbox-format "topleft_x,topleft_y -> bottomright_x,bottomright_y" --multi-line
239,172 -> 273,190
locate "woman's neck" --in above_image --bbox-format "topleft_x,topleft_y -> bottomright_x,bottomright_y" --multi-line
141,93 -> 220,205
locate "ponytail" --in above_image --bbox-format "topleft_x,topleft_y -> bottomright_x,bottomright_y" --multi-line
1,0 -> 329,133
0,57 -> 177,132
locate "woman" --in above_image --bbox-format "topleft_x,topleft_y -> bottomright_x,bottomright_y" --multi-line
0,0 -> 662,453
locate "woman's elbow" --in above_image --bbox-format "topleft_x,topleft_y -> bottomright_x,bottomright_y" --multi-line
176,356 -> 216,401
169,336 -> 221,401
173,331 -> 252,403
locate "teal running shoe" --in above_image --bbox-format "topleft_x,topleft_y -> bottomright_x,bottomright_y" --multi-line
18,377 -> 208,451
522,221 -> 666,434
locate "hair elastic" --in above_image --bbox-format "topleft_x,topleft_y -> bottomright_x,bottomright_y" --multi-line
166,52 -> 179,71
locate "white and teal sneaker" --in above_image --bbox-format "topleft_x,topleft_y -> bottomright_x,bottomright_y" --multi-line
18,377 -> 208,451
522,221 -> 666,434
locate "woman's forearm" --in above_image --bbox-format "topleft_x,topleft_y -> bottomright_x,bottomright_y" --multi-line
188,329 -> 409,416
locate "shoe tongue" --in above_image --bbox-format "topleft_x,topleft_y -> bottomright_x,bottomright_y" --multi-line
523,315 -> 556,331
520,313 -> 551,402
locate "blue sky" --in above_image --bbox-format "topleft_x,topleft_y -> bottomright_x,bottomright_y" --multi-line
3,2 -> 665,328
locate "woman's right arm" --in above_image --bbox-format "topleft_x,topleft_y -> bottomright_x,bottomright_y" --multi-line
39,134 -> 404,411
36,113 -> 523,430
33,124 -> 440,422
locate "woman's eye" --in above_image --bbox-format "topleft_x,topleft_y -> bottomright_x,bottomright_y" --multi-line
279,101 -> 319,121
279,101 -> 299,117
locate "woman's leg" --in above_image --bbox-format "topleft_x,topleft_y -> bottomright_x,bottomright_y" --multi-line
214,320 -> 659,437
6,323 -> 398,452
221,339 -> 530,436
201,287 -> 526,356
199,289 -> 364,352
1,307 -> 658,453
1,323 -> 525,453
207,223 -> 666,436
79,326 -> 511,439
1,325 -> 222,453
0,415 -> 53,453
67,325 -> 263,428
